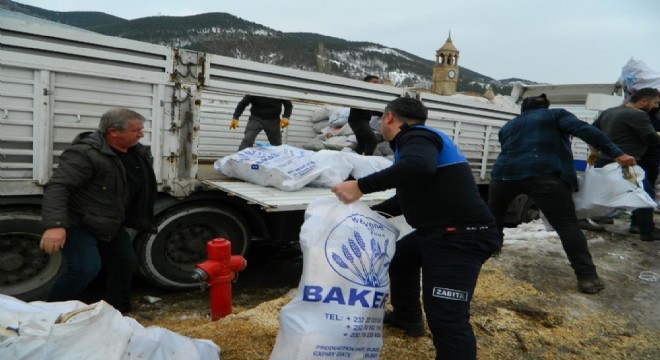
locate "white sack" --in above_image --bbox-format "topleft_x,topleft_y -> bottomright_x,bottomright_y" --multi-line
375,141 -> 393,156
619,58 -> 660,96
308,150 -> 354,188
573,163 -> 657,218
328,107 -> 351,128
323,135 -> 355,151
303,136 -> 327,151
369,115 -> 382,132
341,151 -> 393,179
215,145 -> 328,191
270,197 -> 399,360
122,317 -> 219,360
312,120 -> 329,134
312,105 -> 339,123
0,296 -> 132,360
0,295 -> 219,360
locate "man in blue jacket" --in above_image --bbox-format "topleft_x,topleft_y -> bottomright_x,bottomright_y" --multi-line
332,97 -> 500,360
40,108 -> 157,313
488,94 -> 635,294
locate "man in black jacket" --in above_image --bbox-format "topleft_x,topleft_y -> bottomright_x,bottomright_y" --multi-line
332,97 -> 500,360
40,108 -> 157,313
230,95 -> 293,150
348,75 -> 381,155
592,87 -> 660,241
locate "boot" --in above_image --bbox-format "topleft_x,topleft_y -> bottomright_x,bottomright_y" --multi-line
383,311 -> 425,337
577,277 -> 605,294
639,228 -> 660,242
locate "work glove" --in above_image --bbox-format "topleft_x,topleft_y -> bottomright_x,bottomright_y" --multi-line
229,118 -> 239,130
280,118 -> 289,128
586,151 -> 598,166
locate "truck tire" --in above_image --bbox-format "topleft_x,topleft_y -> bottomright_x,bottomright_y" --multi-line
0,211 -> 64,301
504,195 -> 540,225
520,197 -> 540,223
135,204 -> 249,290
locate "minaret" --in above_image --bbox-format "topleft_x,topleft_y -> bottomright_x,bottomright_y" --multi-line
432,32 -> 460,95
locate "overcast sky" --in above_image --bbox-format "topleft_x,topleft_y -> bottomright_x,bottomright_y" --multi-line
14,0 -> 659,84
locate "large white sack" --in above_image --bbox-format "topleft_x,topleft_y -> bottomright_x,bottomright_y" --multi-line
573,163 -> 657,218
303,136 -> 327,151
328,107 -> 351,128
308,150 -> 354,188
215,145 -> 328,191
0,295 -> 220,360
312,120 -> 329,134
122,317 -> 219,360
341,151 -> 393,179
312,105 -> 339,123
375,141 -> 393,156
270,197 -> 399,360
0,296 -> 132,360
323,135 -> 355,151
619,58 -> 660,96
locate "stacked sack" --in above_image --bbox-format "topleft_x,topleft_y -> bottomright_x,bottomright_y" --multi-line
305,106 -> 393,157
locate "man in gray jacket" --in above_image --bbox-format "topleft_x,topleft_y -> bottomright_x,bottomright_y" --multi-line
40,108 -> 157,312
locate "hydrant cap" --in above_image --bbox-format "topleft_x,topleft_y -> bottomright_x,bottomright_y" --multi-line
207,238 -> 231,259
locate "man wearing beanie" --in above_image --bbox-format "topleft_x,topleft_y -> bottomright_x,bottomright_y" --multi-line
487,94 -> 635,294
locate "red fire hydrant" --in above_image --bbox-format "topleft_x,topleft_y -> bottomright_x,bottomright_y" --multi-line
192,238 -> 247,321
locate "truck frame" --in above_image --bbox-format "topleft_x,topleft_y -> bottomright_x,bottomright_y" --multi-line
0,10 -> 621,300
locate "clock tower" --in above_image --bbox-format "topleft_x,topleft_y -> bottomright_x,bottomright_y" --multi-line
432,33 -> 459,95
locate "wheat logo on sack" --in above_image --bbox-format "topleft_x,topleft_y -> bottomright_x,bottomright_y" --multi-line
325,214 -> 396,287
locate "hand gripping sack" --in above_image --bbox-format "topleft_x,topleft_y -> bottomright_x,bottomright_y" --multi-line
573,163 -> 657,218
270,197 -> 399,360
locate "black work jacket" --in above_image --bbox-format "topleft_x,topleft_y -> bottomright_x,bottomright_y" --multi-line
41,131 -> 157,241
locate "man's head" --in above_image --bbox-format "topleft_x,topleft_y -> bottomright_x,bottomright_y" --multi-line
380,97 -> 428,141
363,75 -> 380,84
628,87 -> 660,113
520,94 -> 550,113
100,108 -> 146,152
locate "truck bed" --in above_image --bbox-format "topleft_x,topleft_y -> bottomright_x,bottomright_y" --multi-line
197,163 -> 395,212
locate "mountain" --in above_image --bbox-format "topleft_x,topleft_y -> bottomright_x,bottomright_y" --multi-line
2,1 -> 539,94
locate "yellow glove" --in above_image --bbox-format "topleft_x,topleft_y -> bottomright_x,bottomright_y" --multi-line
587,151 -> 599,166
280,118 -> 289,128
229,119 -> 239,130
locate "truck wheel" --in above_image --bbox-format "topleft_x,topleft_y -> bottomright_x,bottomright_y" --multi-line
504,195 -> 540,225
520,197 -> 540,223
0,212 -> 64,301
135,205 -> 249,290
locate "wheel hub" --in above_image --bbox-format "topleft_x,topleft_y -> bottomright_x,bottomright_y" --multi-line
164,223 -> 218,268
0,233 -> 48,285
0,253 -> 23,271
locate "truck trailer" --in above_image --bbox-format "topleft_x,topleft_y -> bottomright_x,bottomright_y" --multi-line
0,10 -> 621,300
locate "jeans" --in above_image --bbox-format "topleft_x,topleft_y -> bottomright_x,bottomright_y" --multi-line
238,115 -> 282,150
348,120 -> 377,155
48,226 -> 138,312
389,227 -> 499,360
487,174 -> 599,280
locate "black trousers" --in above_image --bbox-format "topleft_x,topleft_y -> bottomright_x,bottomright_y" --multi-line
348,120 -> 377,155
633,159 -> 659,232
389,227 -> 499,360
487,174 -> 599,280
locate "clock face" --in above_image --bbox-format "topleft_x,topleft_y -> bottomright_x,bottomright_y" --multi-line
448,70 -> 456,79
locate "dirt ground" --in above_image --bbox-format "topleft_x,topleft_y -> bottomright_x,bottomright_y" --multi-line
126,216 -> 659,360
